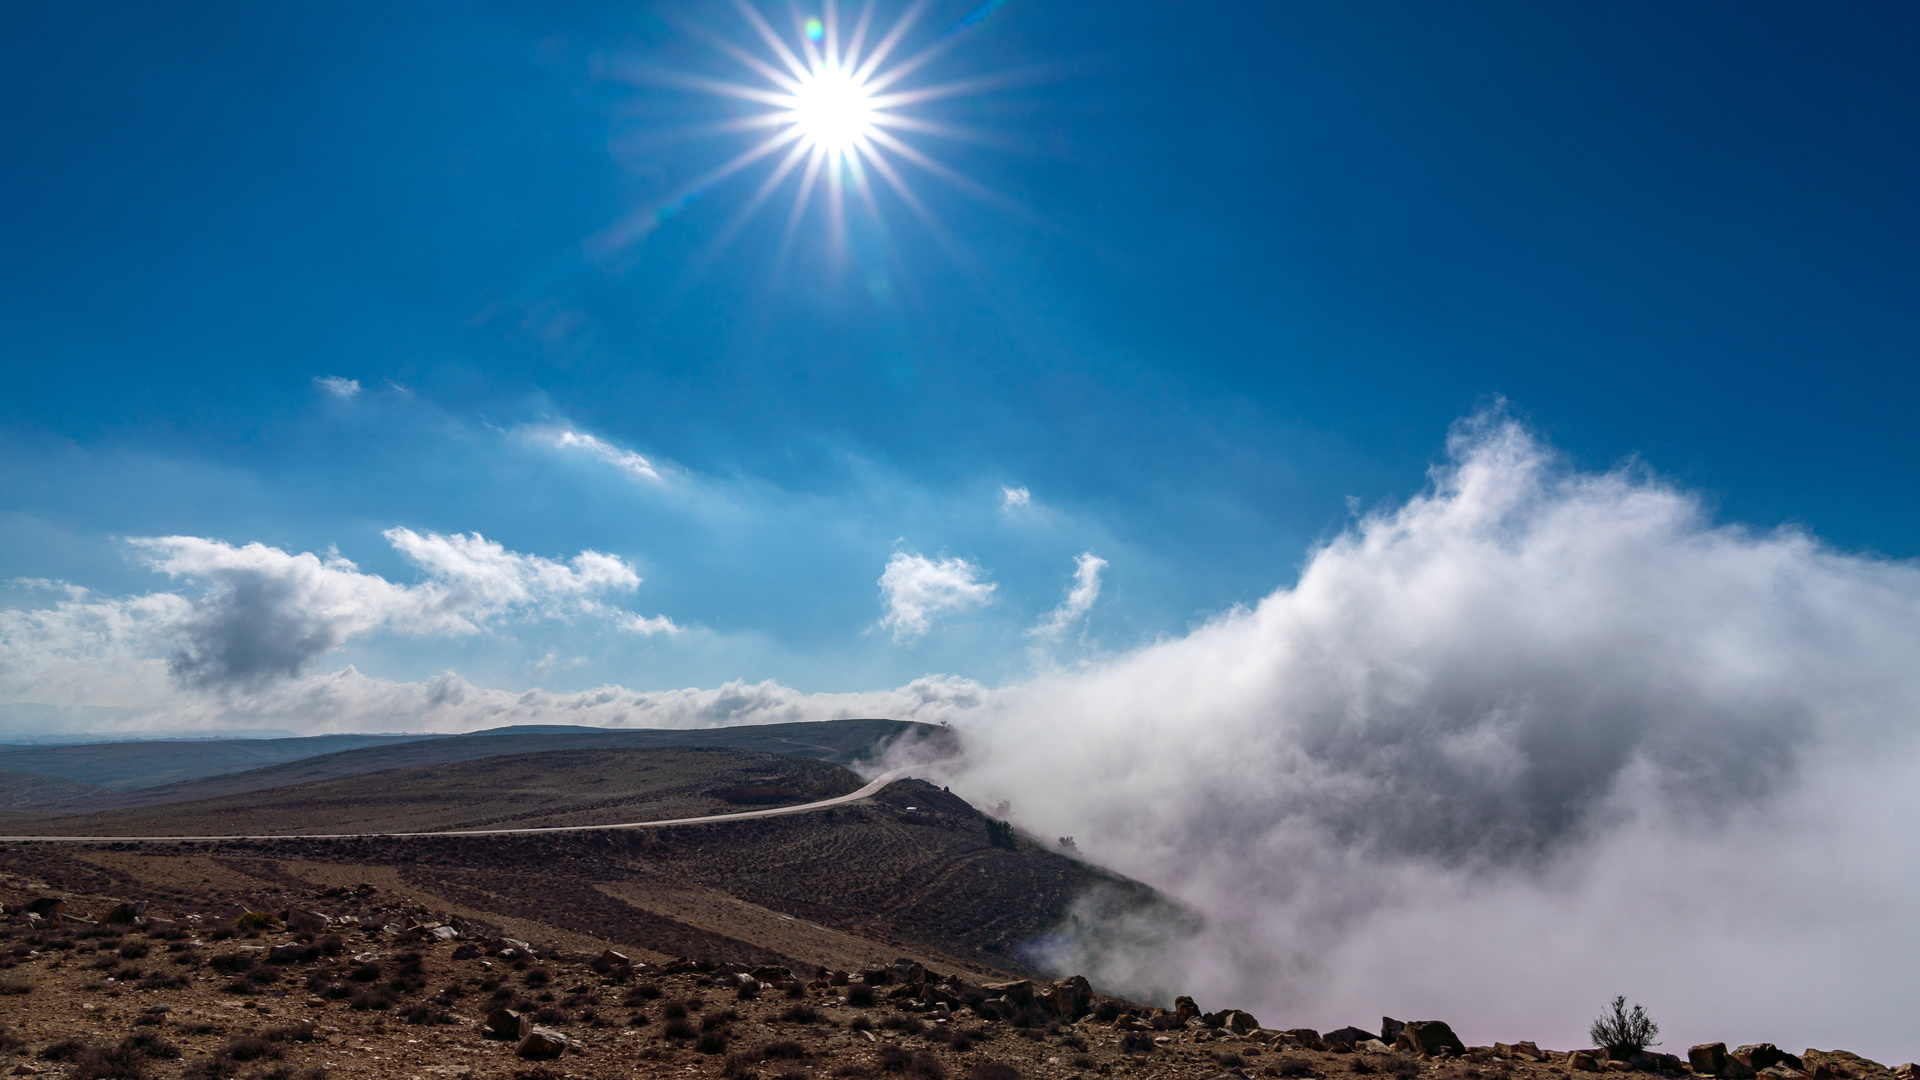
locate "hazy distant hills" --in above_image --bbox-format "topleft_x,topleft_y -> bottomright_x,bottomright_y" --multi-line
0,718 -> 945,813
12,745 -> 867,836
0,732 -> 443,791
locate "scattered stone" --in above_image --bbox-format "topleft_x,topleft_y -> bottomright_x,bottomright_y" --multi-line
1760,1066 -> 1808,1080
1381,1018 -> 1407,1044
24,898 -> 63,919
1357,1040 -> 1392,1054
1737,1046 -> 1806,1072
1325,1027 -> 1376,1049
1692,1046 -> 1732,1076
1568,1052 -> 1601,1072
1285,1029 -> 1327,1051
452,943 -> 482,960
104,901 -> 147,924
1048,975 -> 1093,1019
1173,996 -> 1201,1023
984,979 -> 1035,1005
486,1008 -> 531,1040
589,949 -> 630,974
516,1027 -> 568,1060
1395,1020 -> 1467,1057
285,910 -> 331,934
1890,1065 -> 1917,1080
144,1004 -> 171,1015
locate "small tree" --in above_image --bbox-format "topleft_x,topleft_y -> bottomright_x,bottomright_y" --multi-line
1589,996 -> 1659,1057
985,819 -> 1017,851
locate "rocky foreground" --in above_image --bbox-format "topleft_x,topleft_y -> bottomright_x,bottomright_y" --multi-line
1,893 -> 1911,1080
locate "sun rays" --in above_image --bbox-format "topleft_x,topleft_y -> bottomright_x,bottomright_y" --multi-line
591,0 -> 1021,268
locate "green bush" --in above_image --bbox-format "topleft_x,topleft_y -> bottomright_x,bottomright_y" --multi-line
1589,996 -> 1660,1057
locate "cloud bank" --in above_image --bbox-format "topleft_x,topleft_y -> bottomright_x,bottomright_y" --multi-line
113,529 -> 656,689
937,414 -> 1920,1061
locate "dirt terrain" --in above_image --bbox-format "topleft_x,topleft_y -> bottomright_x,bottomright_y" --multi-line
0,887 -> 1901,1080
2,741 -> 1903,1080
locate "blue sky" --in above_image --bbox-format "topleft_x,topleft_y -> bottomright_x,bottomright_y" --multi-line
2,0 -> 1916,705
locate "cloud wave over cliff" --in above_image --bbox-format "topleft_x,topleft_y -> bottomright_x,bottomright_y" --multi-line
942,414 -> 1920,1061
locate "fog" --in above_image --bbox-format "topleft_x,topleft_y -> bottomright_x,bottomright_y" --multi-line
935,415 -> 1920,1061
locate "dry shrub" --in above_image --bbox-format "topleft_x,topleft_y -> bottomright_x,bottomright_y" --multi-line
970,1064 -> 1022,1080
762,1040 -> 808,1060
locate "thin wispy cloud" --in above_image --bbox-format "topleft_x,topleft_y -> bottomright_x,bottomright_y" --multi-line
620,612 -> 682,636
1030,552 -> 1106,638
313,375 -> 362,399
539,428 -> 661,482
878,550 -> 996,642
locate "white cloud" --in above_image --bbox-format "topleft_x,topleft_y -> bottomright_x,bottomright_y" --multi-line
540,428 -> 660,482
314,376 -> 361,399
878,551 -> 996,642
1002,486 -> 1032,508
128,530 -> 648,688
529,650 -> 588,678
940,413 -> 1920,1061
1029,552 -> 1107,638
619,612 -> 682,636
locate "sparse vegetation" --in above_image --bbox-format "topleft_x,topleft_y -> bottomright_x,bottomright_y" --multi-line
1589,996 -> 1660,1057
985,819 -> 1017,850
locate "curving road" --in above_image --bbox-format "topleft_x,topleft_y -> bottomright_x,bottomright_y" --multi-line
0,767 -> 916,844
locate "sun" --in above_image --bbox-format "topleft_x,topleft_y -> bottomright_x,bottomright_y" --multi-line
787,65 -> 877,153
590,1 -> 1023,264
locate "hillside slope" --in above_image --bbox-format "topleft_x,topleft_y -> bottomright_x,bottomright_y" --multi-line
10,718 -> 948,814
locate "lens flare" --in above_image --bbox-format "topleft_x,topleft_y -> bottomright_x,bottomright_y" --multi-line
591,0 -> 1026,264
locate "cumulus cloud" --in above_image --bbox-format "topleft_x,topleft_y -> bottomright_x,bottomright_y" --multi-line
130,530 -> 650,688
1029,552 -> 1107,638
539,427 -> 661,481
1002,486 -> 1032,509
314,375 -> 361,398
938,413 -> 1920,1060
879,550 -> 996,642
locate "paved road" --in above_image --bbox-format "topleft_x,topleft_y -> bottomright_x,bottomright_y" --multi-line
0,767 -> 915,844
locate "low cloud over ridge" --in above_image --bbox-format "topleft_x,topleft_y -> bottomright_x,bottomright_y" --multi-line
941,414 -> 1920,1060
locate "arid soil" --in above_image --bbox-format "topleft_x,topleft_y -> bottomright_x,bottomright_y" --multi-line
1,906 -> 1904,1080
2,746 -> 1902,1080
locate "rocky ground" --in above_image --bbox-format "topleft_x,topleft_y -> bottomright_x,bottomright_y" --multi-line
0,885 -> 1910,1080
